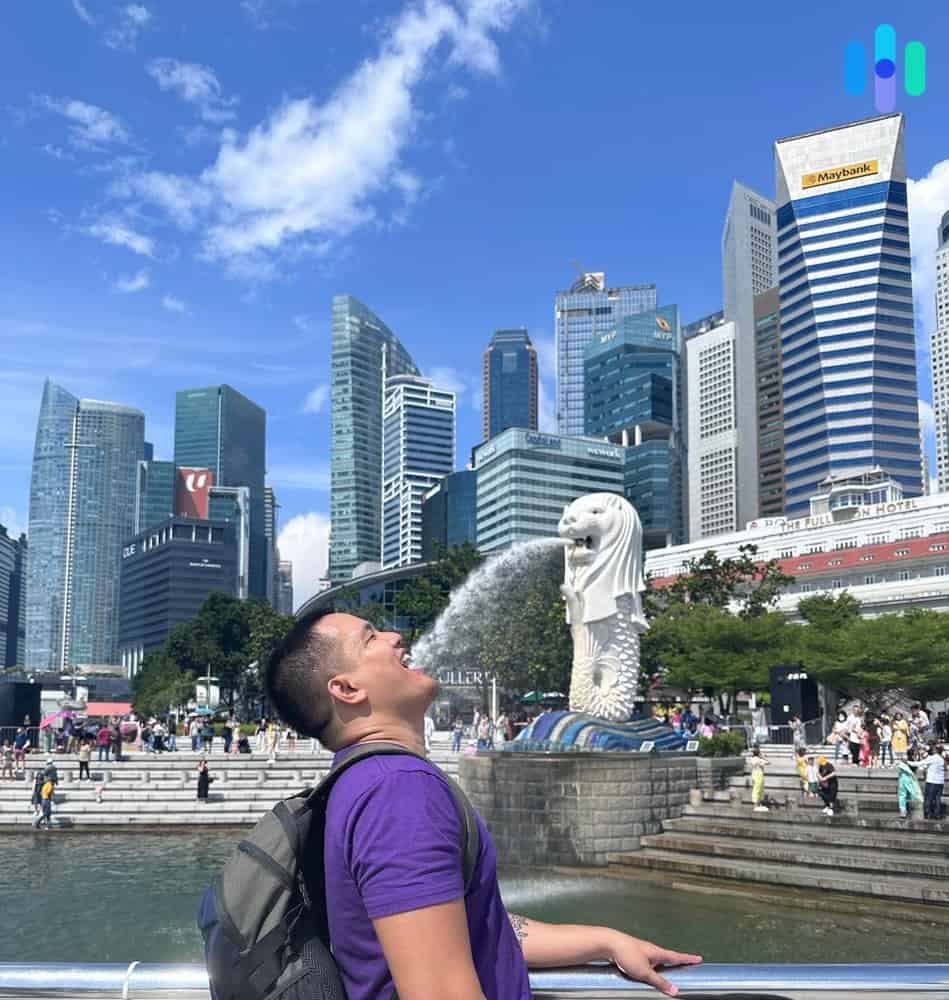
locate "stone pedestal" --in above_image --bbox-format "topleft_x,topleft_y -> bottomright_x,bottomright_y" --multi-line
459,751 -> 698,867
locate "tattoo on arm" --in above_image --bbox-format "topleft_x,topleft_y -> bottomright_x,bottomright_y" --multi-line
508,913 -> 529,944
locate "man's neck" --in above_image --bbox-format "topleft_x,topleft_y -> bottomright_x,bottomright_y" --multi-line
339,720 -> 427,757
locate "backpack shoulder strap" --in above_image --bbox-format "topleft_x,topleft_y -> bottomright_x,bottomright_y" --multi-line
311,742 -> 480,890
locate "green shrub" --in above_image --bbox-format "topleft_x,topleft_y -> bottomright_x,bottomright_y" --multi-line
697,730 -> 747,758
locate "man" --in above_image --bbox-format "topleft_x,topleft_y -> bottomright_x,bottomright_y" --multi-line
266,610 -> 701,1000
423,713 -> 435,753
915,744 -> 946,820
12,726 -> 30,776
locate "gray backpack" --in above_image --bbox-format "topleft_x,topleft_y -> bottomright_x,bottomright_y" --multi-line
197,742 -> 480,1000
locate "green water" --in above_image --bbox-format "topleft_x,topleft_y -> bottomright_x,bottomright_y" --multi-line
1,833 -> 945,964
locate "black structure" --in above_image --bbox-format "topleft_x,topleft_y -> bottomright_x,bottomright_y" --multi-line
119,516 -> 238,674
769,665 -> 820,725
0,681 -> 41,728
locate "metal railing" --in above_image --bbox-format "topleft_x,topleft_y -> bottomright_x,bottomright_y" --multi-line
0,963 -> 948,998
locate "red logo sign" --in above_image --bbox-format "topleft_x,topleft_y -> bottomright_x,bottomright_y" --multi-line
176,467 -> 214,519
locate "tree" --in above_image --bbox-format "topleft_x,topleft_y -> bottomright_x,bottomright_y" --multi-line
395,543 -> 484,640
797,591 -> 862,630
645,604 -> 791,715
132,650 -> 196,719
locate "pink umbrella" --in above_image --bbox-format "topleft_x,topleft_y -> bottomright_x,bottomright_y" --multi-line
39,710 -> 74,730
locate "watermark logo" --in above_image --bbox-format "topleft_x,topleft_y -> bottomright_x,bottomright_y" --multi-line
845,24 -> 926,113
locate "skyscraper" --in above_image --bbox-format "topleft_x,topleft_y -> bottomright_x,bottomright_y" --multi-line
26,381 -> 145,668
0,524 -> 27,667
584,306 -> 685,548
329,295 -> 419,583
174,385 -> 267,597
421,469 -> 478,560
276,560 -> 294,615
722,182 -> 778,523
555,273 -> 657,436
932,210 -> 949,491
381,374 -> 455,569
754,288 -> 785,517
482,329 -> 538,440
134,459 -> 176,533
685,320 -> 741,539
775,114 -> 922,516
263,485 -> 279,606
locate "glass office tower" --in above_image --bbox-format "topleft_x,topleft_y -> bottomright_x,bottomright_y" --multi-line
0,524 -> 27,667
174,385 -> 267,598
584,305 -> 685,548
482,329 -> 538,440
775,114 -> 921,516
26,380 -> 145,668
932,210 -> 949,491
330,295 -> 419,583
382,374 -> 455,569
555,272 -> 657,436
134,459 -> 176,533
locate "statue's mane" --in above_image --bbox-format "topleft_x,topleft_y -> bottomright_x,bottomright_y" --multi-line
564,494 -> 646,626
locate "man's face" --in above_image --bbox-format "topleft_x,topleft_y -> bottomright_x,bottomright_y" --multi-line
318,613 -> 437,719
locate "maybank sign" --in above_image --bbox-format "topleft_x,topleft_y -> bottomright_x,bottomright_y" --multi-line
801,159 -> 879,190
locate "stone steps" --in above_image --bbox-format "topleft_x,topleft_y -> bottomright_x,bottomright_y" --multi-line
683,800 -> 949,832
663,815 -> 949,855
610,847 -> 949,906
707,788 -> 903,812
727,772 -> 914,793
639,831 -> 949,879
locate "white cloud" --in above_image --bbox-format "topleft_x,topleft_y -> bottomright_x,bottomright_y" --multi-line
909,158 -> 949,357
161,294 -> 188,313
87,217 -> 155,256
146,58 -> 238,122
41,143 -> 74,161
537,376 -> 555,432
114,269 -> 150,293
528,332 -> 557,430
277,511 -> 330,610
71,0 -> 94,25
36,95 -> 130,150
122,0 -> 532,272
301,384 -> 329,414
114,171 -> 212,227
532,332 -> 556,381
268,464 -> 331,491
293,314 -> 318,335
105,4 -> 152,50
0,505 -> 26,539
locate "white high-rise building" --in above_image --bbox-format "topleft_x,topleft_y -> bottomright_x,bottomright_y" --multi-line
774,114 -> 922,516
685,319 -> 741,539
722,181 -> 778,528
555,273 -> 657,436
932,210 -> 949,491
381,374 -> 455,569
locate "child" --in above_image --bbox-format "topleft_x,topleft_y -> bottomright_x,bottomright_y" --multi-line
0,740 -> 12,781
794,748 -> 808,801
805,755 -> 820,798
750,747 -> 770,812
897,759 -> 923,818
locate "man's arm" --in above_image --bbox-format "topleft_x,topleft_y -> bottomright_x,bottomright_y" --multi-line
373,898 -> 486,1000
507,913 -> 701,998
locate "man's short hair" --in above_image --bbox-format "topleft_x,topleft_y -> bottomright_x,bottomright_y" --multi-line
265,609 -> 348,741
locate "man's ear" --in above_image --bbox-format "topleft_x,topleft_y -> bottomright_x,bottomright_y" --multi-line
328,674 -> 368,707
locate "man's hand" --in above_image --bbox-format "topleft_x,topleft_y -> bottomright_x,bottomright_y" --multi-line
607,932 -> 702,997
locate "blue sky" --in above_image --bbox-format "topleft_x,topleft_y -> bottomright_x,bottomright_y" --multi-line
3,0 -> 948,605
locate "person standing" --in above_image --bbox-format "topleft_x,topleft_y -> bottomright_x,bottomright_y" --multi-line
847,709 -> 864,766
286,728 -> 297,754
423,714 -> 435,753
38,774 -> 55,829
451,717 -> 464,753
880,716 -> 894,768
477,714 -> 491,751
749,747 -> 770,812
96,725 -> 111,762
1,741 -> 13,781
201,720 -> 214,754
916,745 -> 946,820
817,757 -> 839,816
196,759 -> 213,803
892,712 -> 910,762
222,717 -> 234,756
255,718 -> 267,753
897,759 -> 923,818
831,712 -> 848,764
111,723 -> 122,763
166,715 -> 178,752
77,739 -> 91,781
30,768 -> 44,822
495,712 -> 510,747
12,727 -> 30,776
189,717 -> 200,752
790,715 -> 806,753
267,720 -> 279,762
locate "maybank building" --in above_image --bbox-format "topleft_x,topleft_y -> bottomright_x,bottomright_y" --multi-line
774,114 -> 922,517
473,429 -> 625,552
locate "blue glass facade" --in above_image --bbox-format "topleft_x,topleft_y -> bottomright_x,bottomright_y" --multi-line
330,295 -> 419,583
26,382 -> 145,668
174,385 -> 267,598
584,306 -> 685,547
421,469 -> 477,560
775,117 -> 922,517
482,329 -> 538,440
555,274 -> 657,436
134,459 -> 176,533
0,525 -> 27,667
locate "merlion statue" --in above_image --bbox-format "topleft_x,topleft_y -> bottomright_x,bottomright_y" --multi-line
558,493 -> 647,722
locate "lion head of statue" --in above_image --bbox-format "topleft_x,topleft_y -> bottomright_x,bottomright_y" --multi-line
558,492 -> 645,626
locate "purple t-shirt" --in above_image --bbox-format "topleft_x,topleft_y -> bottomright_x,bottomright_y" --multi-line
325,749 -> 531,1000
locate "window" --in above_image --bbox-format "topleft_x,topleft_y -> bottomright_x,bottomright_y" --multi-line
936,566 -> 949,577
864,575 -> 879,585
868,533 -> 889,545
930,543 -> 946,552
859,553 -> 875,561
800,583 -> 813,594
806,544 -> 825,554
894,548 -> 910,557
898,570 -> 911,582
798,562 -> 812,570
780,549 -> 794,558
837,538 -> 857,550
828,558 -> 843,567
832,579 -> 844,589
899,528 -> 922,540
